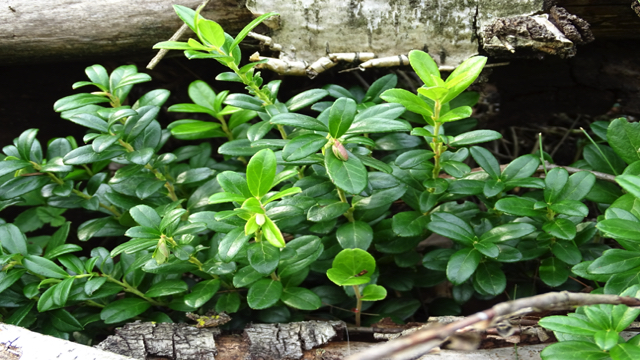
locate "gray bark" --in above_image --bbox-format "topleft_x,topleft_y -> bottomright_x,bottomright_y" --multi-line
0,0 -> 253,65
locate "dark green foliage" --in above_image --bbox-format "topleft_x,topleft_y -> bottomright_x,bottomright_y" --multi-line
0,6 -> 638,347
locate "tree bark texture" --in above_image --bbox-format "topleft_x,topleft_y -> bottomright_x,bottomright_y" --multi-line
0,0 -> 636,66
0,0 -> 253,65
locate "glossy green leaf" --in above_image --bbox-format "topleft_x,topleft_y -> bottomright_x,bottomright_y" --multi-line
326,248 -> 375,286
184,279 -> 220,308
470,146 -> 501,179
328,97 -> 357,139
473,262 -> 506,296
336,221 -> 373,250
379,89 -> 433,117
129,205 -> 161,229
608,117 -> 640,165
392,211 -> 429,237
409,50 -> 440,88
100,298 -> 151,324
262,216 -> 286,248
543,218 -> 577,240
280,287 -> 322,310
0,270 -> 27,294
617,175 -> 640,200
270,113 -> 329,132
427,213 -> 474,245
501,155 -> 540,181
285,89 -> 329,111
449,130 -> 502,147
50,309 -> 84,332
610,343 -> 640,360
0,223 -> 28,255
446,248 -> 481,285
282,134 -> 328,161
224,93 -> 264,111
52,277 -> 74,306
248,242 -> 280,275
361,284 -> 387,301
539,257 -> 569,287
495,197 -> 542,217
545,167 -> 569,204
442,56 -> 487,103
540,341 -> 608,360
598,219 -> 640,241
587,249 -> 640,274
479,223 -> 536,243
324,149 -> 368,194
557,171 -> 596,202
218,227 -> 252,262
551,241 -> 582,265
246,149 -> 276,198
247,279 -> 283,310
539,316 -> 600,335
23,255 -> 68,279
550,200 -> 589,217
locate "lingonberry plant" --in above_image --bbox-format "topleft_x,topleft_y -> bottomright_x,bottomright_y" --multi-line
0,4 -> 639,352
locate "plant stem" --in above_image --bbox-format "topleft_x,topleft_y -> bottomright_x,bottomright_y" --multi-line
430,101 -> 443,179
103,275 -> 164,307
352,285 -> 363,327
337,188 -> 355,222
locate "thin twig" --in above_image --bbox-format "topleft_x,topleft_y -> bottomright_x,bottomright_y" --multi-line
146,0 -> 212,70
550,115 -> 581,158
346,291 -> 640,360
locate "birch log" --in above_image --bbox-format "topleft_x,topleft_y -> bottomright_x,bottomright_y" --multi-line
0,0 -> 635,66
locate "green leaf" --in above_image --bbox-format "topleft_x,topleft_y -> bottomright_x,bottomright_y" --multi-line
543,218 -> 577,240
474,241 -> 500,258
392,211 -> 428,237
473,262 -> 506,296
218,227 -> 252,262
610,343 -> 640,360
495,197 -> 542,217
209,192 -> 247,205
50,309 -> 84,332
551,241 -> 582,265
395,150 -> 435,169
45,244 -> 82,260
68,114 -> 109,132
246,149 -> 276,198
442,56 -> 487,103
247,279 -> 283,310
171,121 -> 222,140
364,74 -> 397,103
130,205 -> 161,229
0,223 -> 28,255
608,117 -> 640,165
270,113 -> 329,132
539,257 -> 569,287
347,117 -> 411,135
0,159 -> 31,177
229,11 -> 278,54
539,316 -> 601,335
23,255 -> 68,279
280,287 -> 322,310
224,94 -> 264,111
111,238 -> 158,257
361,284 -> 387,301
216,292 -> 241,314
248,242 -> 280,275
549,200 -> 589,217
545,168 -> 569,204
0,176 -> 51,201
263,187 -> 302,204
540,341 -> 609,360
84,277 -> 107,296
328,97 -> 357,139
38,285 -> 59,312
326,248 -> 375,286
282,134 -> 328,161
427,213 -> 474,246
233,266 -> 265,288
438,106 -> 472,122
324,149 -> 368,194
285,89 -> 329,111
184,279 -> 220,308
501,155 -> 540,181
0,270 -> 27,294
53,93 -> 110,112
557,171 -> 596,202
196,18 -> 225,48
52,277 -> 74,306
479,223 -> 536,243
379,89 -> 433,117
470,146 -> 501,179
588,249 -> 640,274
336,221 -> 373,250
617,175 -> 640,200
446,248 -> 481,285
100,298 -> 151,324
598,219 -> 640,241
262,216 -> 286,248
449,130 -> 502,147
409,50 -> 440,88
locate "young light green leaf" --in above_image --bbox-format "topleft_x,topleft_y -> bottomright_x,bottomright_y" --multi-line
409,50 -> 440,88
326,248 -> 375,286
